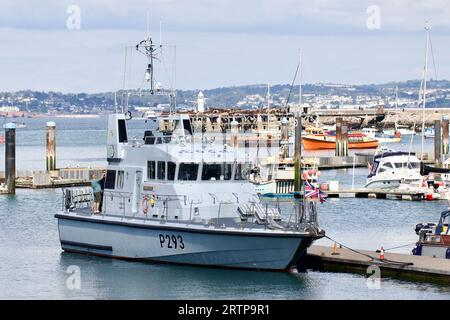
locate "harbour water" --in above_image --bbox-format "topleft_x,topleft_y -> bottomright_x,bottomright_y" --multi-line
0,117 -> 449,299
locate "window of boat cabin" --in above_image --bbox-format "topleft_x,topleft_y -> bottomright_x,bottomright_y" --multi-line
235,163 -> 249,180
105,170 -> 116,189
178,163 -> 199,181
183,119 -> 193,135
201,163 -> 232,181
118,119 -> 128,143
167,162 -> 176,180
116,170 -> 124,189
394,162 -> 420,169
147,161 -> 156,180
157,161 -> 166,180
378,162 -> 394,173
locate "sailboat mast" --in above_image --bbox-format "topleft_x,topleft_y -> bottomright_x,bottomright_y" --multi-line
299,50 -> 302,106
266,83 -> 270,131
421,23 -> 430,161
394,86 -> 398,130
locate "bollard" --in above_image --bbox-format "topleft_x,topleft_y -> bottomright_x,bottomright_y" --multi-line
4,123 -> 16,194
46,121 -> 56,171
442,117 -> 449,156
434,120 -> 442,166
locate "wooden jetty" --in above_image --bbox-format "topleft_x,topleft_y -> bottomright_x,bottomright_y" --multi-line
305,245 -> 450,284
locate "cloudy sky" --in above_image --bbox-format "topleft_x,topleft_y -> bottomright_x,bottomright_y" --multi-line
1,0 -> 450,93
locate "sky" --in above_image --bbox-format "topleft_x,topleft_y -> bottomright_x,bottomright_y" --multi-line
1,0 -> 450,93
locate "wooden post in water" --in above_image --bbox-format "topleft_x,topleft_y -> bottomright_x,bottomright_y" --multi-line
342,120 -> 349,157
294,113 -> 302,196
434,119 -> 442,166
442,116 -> 449,157
335,118 -> 348,156
4,123 -> 16,194
46,121 -> 56,171
280,117 -> 289,158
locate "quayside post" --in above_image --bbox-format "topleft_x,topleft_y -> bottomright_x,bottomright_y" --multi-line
294,112 -> 302,197
434,119 -> 442,166
335,117 -> 348,157
4,123 -> 16,194
442,116 -> 449,157
46,121 -> 56,171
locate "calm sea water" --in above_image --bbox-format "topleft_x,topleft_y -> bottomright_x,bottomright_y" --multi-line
0,117 -> 449,299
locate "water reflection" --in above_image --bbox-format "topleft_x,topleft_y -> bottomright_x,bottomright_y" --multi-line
57,252 -> 313,299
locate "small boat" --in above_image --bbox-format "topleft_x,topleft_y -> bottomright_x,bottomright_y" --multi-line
0,135 -> 4,144
365,151 -> 422,189
251,157 -> 320,197
412,208 -> 450,259
424,127 -> 435,139
361,128 -> 401,143
302,133 -> 379,150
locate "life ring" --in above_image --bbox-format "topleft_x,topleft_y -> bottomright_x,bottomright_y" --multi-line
142,194 -> 151,214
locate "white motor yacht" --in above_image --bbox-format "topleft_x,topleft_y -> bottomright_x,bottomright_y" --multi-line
365,151 -> 422,189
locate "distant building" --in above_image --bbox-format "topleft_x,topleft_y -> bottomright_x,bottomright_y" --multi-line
0,106 -> 20,112
197,91 -> 205,112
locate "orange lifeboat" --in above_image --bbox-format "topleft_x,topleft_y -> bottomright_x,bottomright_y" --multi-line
302,133 -> 379,150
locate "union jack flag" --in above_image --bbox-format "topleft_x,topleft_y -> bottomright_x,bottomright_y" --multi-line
304,180 -> 328,203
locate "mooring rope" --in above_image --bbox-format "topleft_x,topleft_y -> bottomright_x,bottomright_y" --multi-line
324,235 -> 414,266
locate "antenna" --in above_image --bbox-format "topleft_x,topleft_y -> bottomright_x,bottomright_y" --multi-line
159,19 -> 162,46
146,12 -> 150,39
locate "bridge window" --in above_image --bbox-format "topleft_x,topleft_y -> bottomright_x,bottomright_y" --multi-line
201,163 -> 232,181
167,162 -> 176,180
178,163 -> 199,181
147,161 -> 156,180
157,161 -> 166,180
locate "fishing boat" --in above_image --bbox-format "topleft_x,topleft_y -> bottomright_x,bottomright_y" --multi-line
54,36 -> 324,271
251,157 -> 320,197
361,128 -> 401,143
412,208 -> 450,259
302,132 -> 379,150
365,151 -> 422,189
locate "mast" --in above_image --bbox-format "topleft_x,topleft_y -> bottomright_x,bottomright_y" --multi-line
421,23 -> 430,161
394,86 -> 398,131
298,50 -> 302,106
266,83 -> 270,131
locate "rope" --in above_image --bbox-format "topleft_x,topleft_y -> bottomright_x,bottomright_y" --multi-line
324,235 -> 414,266
382,242 -> 416,252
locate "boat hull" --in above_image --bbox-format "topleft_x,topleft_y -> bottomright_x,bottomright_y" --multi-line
302,137 -> 378,150
56,214 -> 316,270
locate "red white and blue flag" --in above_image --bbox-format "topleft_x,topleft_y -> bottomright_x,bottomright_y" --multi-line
304,180 -> 328,203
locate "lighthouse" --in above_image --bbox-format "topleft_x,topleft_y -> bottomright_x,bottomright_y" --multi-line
197,91 -> 205,113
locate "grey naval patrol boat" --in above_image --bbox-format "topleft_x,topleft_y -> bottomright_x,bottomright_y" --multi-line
55,36 -> 324,271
